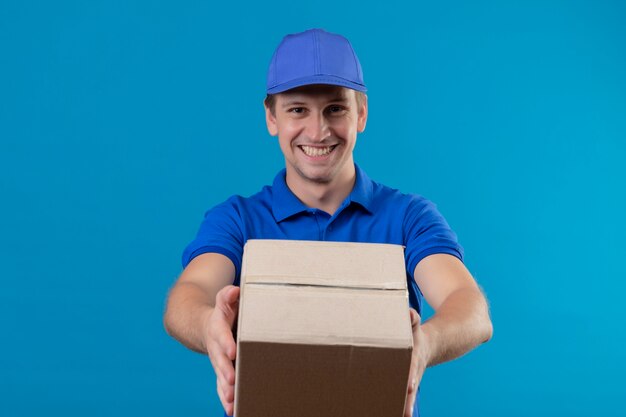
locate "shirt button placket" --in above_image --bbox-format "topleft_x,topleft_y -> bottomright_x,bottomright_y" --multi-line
312,211 -> 323,240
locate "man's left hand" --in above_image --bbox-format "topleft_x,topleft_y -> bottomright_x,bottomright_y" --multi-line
404,308 -> 429,417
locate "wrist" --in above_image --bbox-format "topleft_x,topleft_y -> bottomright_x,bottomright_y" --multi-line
199,306 -> 214,353
418,323 -> 436,368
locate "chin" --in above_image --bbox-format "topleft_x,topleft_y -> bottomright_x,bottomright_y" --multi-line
296,167 -> 336,184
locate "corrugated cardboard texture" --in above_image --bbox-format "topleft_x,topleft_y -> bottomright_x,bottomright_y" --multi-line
235,240 -> 412,417
236,342 -> 411,417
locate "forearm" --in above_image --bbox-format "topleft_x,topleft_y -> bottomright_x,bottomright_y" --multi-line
421,287 -> 493,367
164,281 -> 214,354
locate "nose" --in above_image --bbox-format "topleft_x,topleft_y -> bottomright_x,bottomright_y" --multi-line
305,111 -> 331,142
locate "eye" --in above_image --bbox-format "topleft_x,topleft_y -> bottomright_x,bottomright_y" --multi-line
327,105 -> 346,114
288,107 -> 306,114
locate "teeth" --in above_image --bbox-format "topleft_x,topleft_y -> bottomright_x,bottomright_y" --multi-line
301,145 -> 333,157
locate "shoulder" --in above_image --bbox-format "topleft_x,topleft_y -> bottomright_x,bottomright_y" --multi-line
369,177 -> 432,214
205,183 -> 273,218
367,177 -> 451,236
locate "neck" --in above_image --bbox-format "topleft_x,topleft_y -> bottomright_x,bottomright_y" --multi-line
285,164 -> 356,216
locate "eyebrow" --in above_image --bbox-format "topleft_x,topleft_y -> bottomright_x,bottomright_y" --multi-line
281,97 -> 349,108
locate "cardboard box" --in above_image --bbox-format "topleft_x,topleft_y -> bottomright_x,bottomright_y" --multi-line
234,239 -> 413,417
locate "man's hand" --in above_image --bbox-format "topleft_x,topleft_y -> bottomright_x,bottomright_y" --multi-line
204,285 -> 240,416
405,308 -> 429,417
401,254 -> 493,417
163,253 -> 240,414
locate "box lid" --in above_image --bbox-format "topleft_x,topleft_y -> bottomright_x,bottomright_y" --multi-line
241,239 -> 407,289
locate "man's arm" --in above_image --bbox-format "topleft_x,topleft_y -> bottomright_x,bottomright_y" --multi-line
416,253 -> 493,366
163,252 -> 239,416
404,253 -> 493,417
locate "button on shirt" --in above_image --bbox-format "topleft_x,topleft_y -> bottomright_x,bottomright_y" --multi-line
182,164 -> 463,315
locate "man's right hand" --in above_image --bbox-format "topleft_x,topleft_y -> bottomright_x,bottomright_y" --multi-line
204,285 -> 240,416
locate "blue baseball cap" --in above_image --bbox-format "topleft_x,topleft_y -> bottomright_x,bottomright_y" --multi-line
266,28 -> 367,94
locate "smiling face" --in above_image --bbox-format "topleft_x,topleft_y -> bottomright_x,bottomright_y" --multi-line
265,84 -> 368,188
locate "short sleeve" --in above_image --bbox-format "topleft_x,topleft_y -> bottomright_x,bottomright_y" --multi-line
181,196 -> 244,278
403,195 -> 464,278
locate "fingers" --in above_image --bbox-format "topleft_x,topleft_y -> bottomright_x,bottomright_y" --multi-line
207,310 -> 237,361
210,286 -> 240,416
211,345 -> 236,385
208,293 -> 238,361
408,380 -> 417,394
224,324 -> 237,360
206,288 -> 239,396
405,352 -> 418,417
404,371 -> 417,417
206,326 -> 236,391
225,285 -> 241,304
211,342 -> 236,415
216,286 -> 241,328
406,309 -> 420,398
217,370 -> 235,402
407,373 -> 417,394
213,321 -> 237,361
404,389 -> 416,417
207,320 -> 236,381
216,377 -> 235,416
213,358 -> 235,417
405,309 -> 421,416
217,285 -> 240,310
406,353 -> 417,394
409,308 -> 421,328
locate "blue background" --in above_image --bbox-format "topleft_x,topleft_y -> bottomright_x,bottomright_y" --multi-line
1,1 -> 625,416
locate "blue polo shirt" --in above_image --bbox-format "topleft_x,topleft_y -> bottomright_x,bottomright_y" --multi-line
182,163 -> 463,314
182,164 -> 463,417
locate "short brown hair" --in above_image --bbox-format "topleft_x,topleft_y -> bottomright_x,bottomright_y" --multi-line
264,90 -> 367,117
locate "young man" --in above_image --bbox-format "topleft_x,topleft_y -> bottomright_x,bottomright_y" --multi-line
164,28 -> 493,417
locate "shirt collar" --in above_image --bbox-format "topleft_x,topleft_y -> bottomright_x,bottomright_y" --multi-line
271,169 -> 309,222
349,164 -> 374,214
271,163 -> 375,223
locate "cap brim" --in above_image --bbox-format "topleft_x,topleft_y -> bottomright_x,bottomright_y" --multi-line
267,75 -> 367,94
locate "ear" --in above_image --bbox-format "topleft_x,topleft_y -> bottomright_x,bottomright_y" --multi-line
265,103 -> 278,137
357,94 -> 368,133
